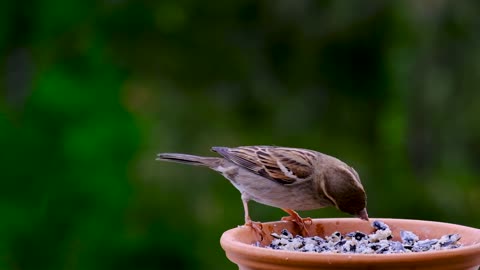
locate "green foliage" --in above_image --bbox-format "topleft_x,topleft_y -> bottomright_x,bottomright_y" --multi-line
1,1 -> 479,269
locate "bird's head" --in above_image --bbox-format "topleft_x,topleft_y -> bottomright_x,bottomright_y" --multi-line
320,165 -> 368,221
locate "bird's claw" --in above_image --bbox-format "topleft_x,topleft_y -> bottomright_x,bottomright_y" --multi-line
281,215 -> 312,236
303,217 -> 313,225
245,221 -> 265,241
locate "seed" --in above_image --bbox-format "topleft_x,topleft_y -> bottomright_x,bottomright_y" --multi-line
373,220 -> 389,231
400,230 -> 419,246
261,220 -> 462,254
347,231 -> 367,241
439,234 -> 461,247
412,239 -> 438,252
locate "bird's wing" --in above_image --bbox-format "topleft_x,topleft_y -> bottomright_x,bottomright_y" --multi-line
211,146 -> 315,185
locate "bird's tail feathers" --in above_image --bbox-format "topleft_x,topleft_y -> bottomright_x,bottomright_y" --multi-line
156,153 -> 221,167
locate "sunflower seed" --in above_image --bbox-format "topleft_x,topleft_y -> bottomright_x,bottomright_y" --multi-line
262,220 -> 462,254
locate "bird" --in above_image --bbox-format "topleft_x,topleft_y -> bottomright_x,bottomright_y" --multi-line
156,146 -> 368,236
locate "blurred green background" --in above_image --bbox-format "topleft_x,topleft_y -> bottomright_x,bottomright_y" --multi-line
1,1 -> 479,269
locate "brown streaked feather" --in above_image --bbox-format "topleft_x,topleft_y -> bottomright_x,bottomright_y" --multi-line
211,146 -> 315,185
211,146 -> 260,171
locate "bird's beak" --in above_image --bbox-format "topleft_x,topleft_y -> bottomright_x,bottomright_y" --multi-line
356,208 -> 369,221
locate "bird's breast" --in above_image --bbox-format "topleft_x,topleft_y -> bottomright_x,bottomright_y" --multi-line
216,163 -> 333,211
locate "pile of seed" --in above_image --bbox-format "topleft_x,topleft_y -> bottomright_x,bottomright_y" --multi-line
263,220 -> 461,254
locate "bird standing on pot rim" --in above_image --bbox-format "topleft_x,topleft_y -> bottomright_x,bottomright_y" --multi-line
156,146 -> 368,235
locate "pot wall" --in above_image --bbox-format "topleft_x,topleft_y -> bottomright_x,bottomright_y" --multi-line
221,218 -> 480,270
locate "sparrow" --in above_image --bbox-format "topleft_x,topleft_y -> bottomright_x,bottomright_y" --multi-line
156,146 -> 368,236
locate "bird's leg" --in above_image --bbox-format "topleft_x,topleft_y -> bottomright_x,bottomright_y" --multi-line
241,194 -> 264,240
281,208 -> 312,236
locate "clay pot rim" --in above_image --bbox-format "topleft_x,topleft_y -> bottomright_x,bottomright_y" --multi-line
220,218 -> 480,264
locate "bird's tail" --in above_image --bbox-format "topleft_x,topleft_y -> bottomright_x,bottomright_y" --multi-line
156,153 -> 221,167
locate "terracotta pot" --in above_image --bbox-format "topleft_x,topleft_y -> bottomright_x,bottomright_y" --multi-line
220,218 -> 480,270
